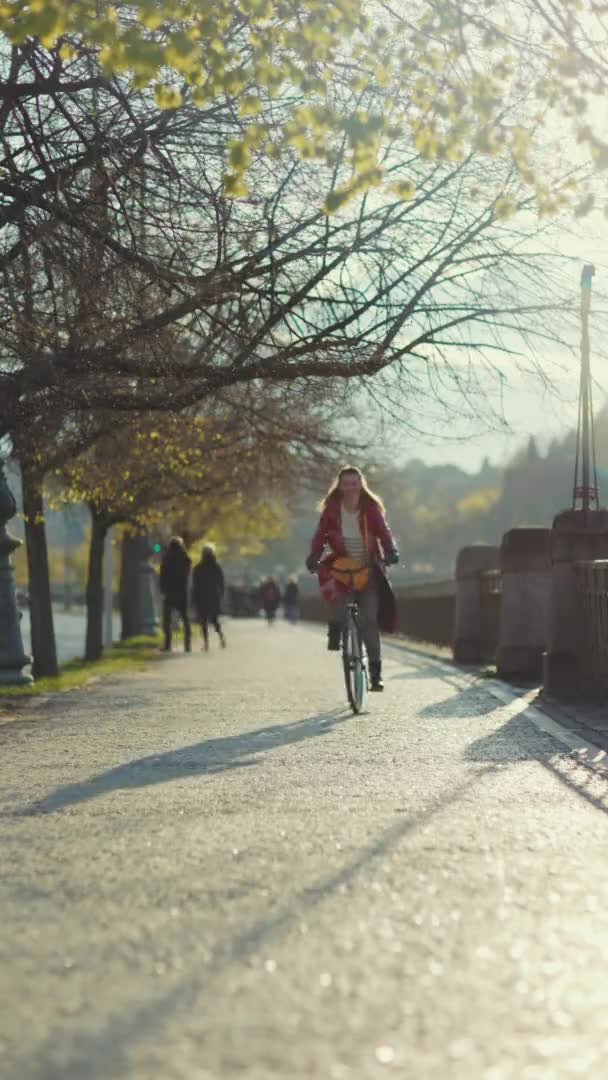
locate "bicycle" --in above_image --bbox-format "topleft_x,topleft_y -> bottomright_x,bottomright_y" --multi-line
306,554 -> 389,713
341,568 -> 369,714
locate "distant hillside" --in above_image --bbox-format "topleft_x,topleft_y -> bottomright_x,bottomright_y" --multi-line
378,404 -> 608,577
7,404 -> 607,586
237,407 -> 608,582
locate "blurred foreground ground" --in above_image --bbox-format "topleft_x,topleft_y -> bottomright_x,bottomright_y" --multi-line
2,620 -> 608,1079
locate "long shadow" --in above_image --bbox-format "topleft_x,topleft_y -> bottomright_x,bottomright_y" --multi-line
18,709 -> 351,817
418,683 -> 505,719
388,665 -> 460,683
466,712 -> 557,764
384,644 -> 461,682
224,766 -> 500,962
383,643 -> 478,694
14,766 -> 498,1080
466,712 -> 608,818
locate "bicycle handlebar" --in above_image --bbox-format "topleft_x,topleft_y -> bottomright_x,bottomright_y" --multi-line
306,553 -> 397,574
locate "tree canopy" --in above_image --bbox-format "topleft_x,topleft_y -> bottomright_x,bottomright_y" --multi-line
3,0 -> 604,679
2,0 -> 605,213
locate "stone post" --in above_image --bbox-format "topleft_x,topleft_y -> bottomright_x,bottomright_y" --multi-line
137,531 -> 158,636
103,527 -> 114,649
543,509 -> 608,697
120,531 -> 158,639
496,528 -> 552,681
453,545 -> 500,663
120,532 -> 137,640
0,464 -> 32,685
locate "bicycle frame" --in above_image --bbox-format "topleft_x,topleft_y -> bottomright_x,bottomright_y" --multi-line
339,571 -> 370,714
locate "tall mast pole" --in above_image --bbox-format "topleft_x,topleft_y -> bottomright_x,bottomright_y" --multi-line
574,263 -> 597,519
581,264 -> 593,514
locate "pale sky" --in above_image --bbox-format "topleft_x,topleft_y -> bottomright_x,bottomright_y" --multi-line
389,50 -> 608,475
395,362 -> 585,471
395,214 -> 608,473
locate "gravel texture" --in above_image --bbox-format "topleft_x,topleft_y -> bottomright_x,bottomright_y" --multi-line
2,619 -> 608,1079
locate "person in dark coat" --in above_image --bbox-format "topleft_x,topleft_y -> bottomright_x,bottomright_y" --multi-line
191,544 -> 226,650
283,576 -> 299,624
260,576 -> 281,624
159,536 -> 192,652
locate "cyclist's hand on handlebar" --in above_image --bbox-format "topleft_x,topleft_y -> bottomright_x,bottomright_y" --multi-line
305,553 -> 320,573
384,547 -> 399,566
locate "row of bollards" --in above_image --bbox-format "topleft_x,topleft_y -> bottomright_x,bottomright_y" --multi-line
454,510 -> 608,697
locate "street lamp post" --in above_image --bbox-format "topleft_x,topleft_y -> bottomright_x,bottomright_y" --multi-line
574,264 -> 598,519
543,264 -> 608,696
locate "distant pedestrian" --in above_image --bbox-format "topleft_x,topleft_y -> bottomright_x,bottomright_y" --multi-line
283,576 -> 299,624
191,543 -> 226,651
251,582 -> 263,615
159,536 -> 192,652
260,576 -> 281,625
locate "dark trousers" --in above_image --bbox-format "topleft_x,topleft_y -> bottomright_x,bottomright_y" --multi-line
163,599 -> 191,651
200,615 -> 224,647
328,581 -> 380,663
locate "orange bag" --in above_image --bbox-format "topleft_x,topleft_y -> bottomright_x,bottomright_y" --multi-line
329,556 -> 369,591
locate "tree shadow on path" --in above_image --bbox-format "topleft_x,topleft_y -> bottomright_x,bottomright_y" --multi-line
418,683 -> 505,719
387,665 -> 445,681
18,709 -> 351,817
387,665 -> 467,690
466,712 -> 608,818
15,765 -> 499,1080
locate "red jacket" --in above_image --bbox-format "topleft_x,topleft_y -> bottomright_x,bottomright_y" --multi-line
309,493 -> 396,564
308,493 -> 398,631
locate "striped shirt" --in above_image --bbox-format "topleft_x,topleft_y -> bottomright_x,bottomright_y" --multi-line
341,507 -> 367,560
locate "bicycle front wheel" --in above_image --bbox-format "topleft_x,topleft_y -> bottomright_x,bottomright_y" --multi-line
342,615 -> 367,714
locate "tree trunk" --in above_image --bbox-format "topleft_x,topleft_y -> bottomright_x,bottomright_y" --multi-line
85,507 -> 109,662
21,464 -> 58,679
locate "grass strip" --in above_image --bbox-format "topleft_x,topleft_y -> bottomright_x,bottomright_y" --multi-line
0,635 -> 162,698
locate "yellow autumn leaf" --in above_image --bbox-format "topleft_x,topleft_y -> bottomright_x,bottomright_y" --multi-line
154,84 -> 182,110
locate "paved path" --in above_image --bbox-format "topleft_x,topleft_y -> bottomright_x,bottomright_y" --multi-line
2,621 -> 608,1079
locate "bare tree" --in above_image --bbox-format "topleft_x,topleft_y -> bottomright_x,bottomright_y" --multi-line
0,33 -> 586,676
56,384 -> 351,660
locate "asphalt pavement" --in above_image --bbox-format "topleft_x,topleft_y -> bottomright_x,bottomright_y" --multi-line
2,619 -> 608,1079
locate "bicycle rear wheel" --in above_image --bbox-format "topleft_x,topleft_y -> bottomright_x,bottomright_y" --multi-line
342,613 -> 368,713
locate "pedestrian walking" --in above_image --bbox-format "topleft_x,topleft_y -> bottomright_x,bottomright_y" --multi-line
283,576 -> 300,624
159,536 -> 192,652
260,576 -> 281,625
305,464 -> 399,691
191,543 -> 226,651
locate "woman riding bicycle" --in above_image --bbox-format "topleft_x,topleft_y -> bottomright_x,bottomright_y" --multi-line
305,465 -> 399,692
